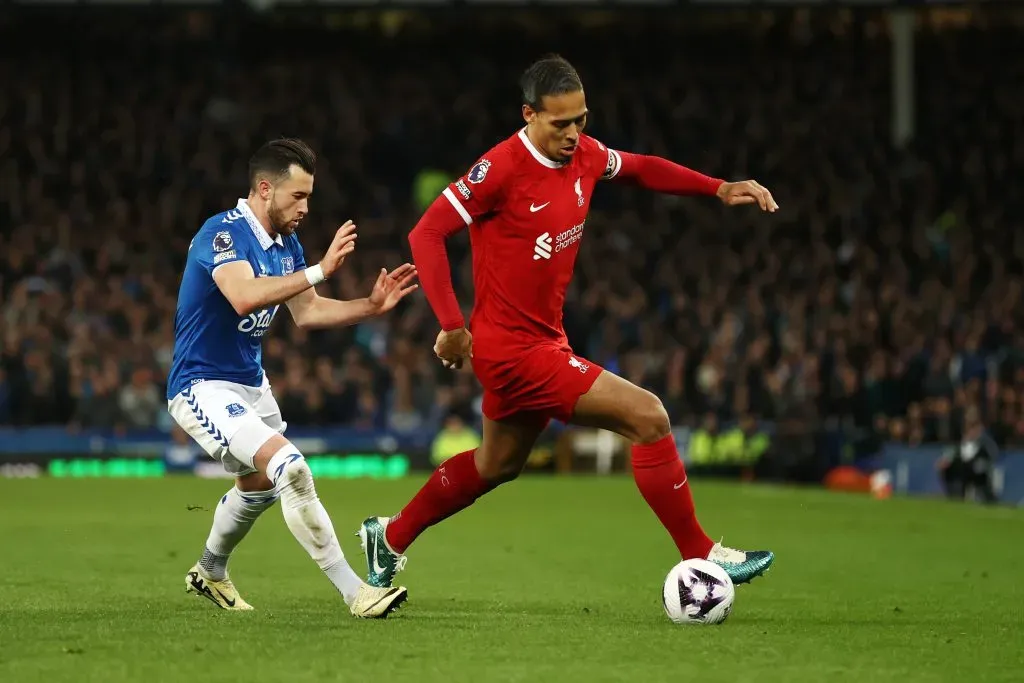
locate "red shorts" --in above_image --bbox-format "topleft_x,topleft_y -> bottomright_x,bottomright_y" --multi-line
473,344 -> 604,424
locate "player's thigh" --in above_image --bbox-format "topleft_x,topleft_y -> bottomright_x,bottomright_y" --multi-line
167,381 -> 280,477
474,412 -> 549,482
569,370 -> 670,443
252,376 -> 288,435
225,378 -> 291,491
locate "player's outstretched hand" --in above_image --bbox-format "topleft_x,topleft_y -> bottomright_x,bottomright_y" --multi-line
368,264 -> 419,314
434,327 -> 473,370
716,181 -> 779,212
319,221 -> 358,278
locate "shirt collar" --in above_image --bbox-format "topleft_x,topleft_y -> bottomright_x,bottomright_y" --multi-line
237,198 -> 284,250
518,128 -> 564,169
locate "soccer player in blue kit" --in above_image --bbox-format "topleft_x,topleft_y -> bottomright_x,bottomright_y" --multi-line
166,139 -> 417,618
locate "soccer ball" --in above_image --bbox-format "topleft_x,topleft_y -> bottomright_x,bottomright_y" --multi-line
662,558 -> 735,625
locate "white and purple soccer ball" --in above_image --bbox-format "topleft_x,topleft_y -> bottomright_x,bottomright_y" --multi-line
662,559 -> 735,625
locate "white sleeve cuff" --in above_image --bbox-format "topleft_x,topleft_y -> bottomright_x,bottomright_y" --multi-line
442,187 -> 473,225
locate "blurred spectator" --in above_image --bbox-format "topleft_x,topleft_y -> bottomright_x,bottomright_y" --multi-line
431,412 -> 482,465
690,412 -> 771,471
686,412 -> 716,464
735,414 -> 771,466
756,410 -> 824,483
938,406 -> 999,503
69,361 -> 125,432
119,367 -> 162,429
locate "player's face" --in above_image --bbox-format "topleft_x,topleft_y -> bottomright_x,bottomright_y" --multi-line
523,90 -> 588,162
264,165 -> 314,236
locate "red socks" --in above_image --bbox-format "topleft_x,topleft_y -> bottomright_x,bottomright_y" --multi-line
385,450 -> 492,553
385,437 -> 713,560
631,434 -> 714,559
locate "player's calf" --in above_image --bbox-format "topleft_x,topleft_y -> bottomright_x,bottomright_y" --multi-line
361,416 -> 544,585
197,485 -> 277,582
573,372 -> 716,557
573,372 -> 776,578
266,444 -> 361,598
263,440 -> 408,617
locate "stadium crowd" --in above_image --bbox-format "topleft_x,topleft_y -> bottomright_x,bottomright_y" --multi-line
1,9 -> 1022,450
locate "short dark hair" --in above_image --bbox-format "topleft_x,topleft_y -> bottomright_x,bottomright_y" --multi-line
248,138 -> 316,190
520,54 -> 583,111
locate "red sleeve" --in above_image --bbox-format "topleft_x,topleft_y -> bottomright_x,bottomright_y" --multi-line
604,148 -> 724,197
408,197 -> 468,331
408,150 -> 512,331
441,151 -> 511,224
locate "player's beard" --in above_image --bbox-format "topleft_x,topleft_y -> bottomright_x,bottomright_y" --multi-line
267,198 -> 296,237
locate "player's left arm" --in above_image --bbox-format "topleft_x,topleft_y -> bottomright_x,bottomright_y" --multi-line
286,265 -> 418,329
599,142 -> 779,211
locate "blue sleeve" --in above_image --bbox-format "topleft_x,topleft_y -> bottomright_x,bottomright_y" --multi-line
192,223 -> 251,276
290,236 -> 308,271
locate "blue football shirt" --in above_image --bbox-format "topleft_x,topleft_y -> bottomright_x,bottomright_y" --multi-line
166,199 -> 307,399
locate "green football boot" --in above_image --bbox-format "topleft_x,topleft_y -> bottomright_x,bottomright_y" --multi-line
707,542 -> 774,585
357,516 -> 407,588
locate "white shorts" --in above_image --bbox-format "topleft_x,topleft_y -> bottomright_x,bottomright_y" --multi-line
167,376 -> 287,476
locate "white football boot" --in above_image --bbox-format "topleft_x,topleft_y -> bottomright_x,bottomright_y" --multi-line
185,564 -> 254,611
348,583 -> 408,619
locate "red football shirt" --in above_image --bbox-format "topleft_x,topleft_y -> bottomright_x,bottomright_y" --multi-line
440,129 -> 622,356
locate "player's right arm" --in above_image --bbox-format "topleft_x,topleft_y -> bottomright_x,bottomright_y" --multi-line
408,150 -> 511,368
212,222 -> 358,316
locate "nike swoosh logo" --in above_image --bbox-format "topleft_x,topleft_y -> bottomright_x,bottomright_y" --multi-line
189,572 -> 236,608
366,587 -> 403,612
673,477 -> 688,490
215,588 -> 236,607
529,202 -> 550,212
370,534 -> 387,575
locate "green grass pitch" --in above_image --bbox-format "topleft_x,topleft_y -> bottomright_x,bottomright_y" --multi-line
1,476 -> 1021,683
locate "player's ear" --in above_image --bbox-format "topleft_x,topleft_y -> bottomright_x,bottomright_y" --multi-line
258,178 -> 272,200
522,103 -> 536,124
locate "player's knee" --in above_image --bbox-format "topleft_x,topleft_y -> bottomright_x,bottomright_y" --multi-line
279,455 -> 313,493
269,448 -> 317,504
631,392 -> 672,444
474,448 -> 525,485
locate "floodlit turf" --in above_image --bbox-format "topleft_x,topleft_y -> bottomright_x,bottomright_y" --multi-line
1,476 -> 1021,683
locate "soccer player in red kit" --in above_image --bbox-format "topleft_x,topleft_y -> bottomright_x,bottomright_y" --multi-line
359,55 -> 778,590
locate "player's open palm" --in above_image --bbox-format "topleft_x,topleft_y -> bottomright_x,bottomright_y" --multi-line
368,264 -> 419,313
435,327 -> 473,370
319,221 -> 358,278
717,180 -> 779,212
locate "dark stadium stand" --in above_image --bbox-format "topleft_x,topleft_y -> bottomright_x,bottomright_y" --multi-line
1,9 -> 1021,455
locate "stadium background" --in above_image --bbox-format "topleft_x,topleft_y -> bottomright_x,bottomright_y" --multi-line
1,1 -> 1022,504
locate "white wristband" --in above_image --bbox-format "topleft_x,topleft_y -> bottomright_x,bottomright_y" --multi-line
305,264 -> 326,286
